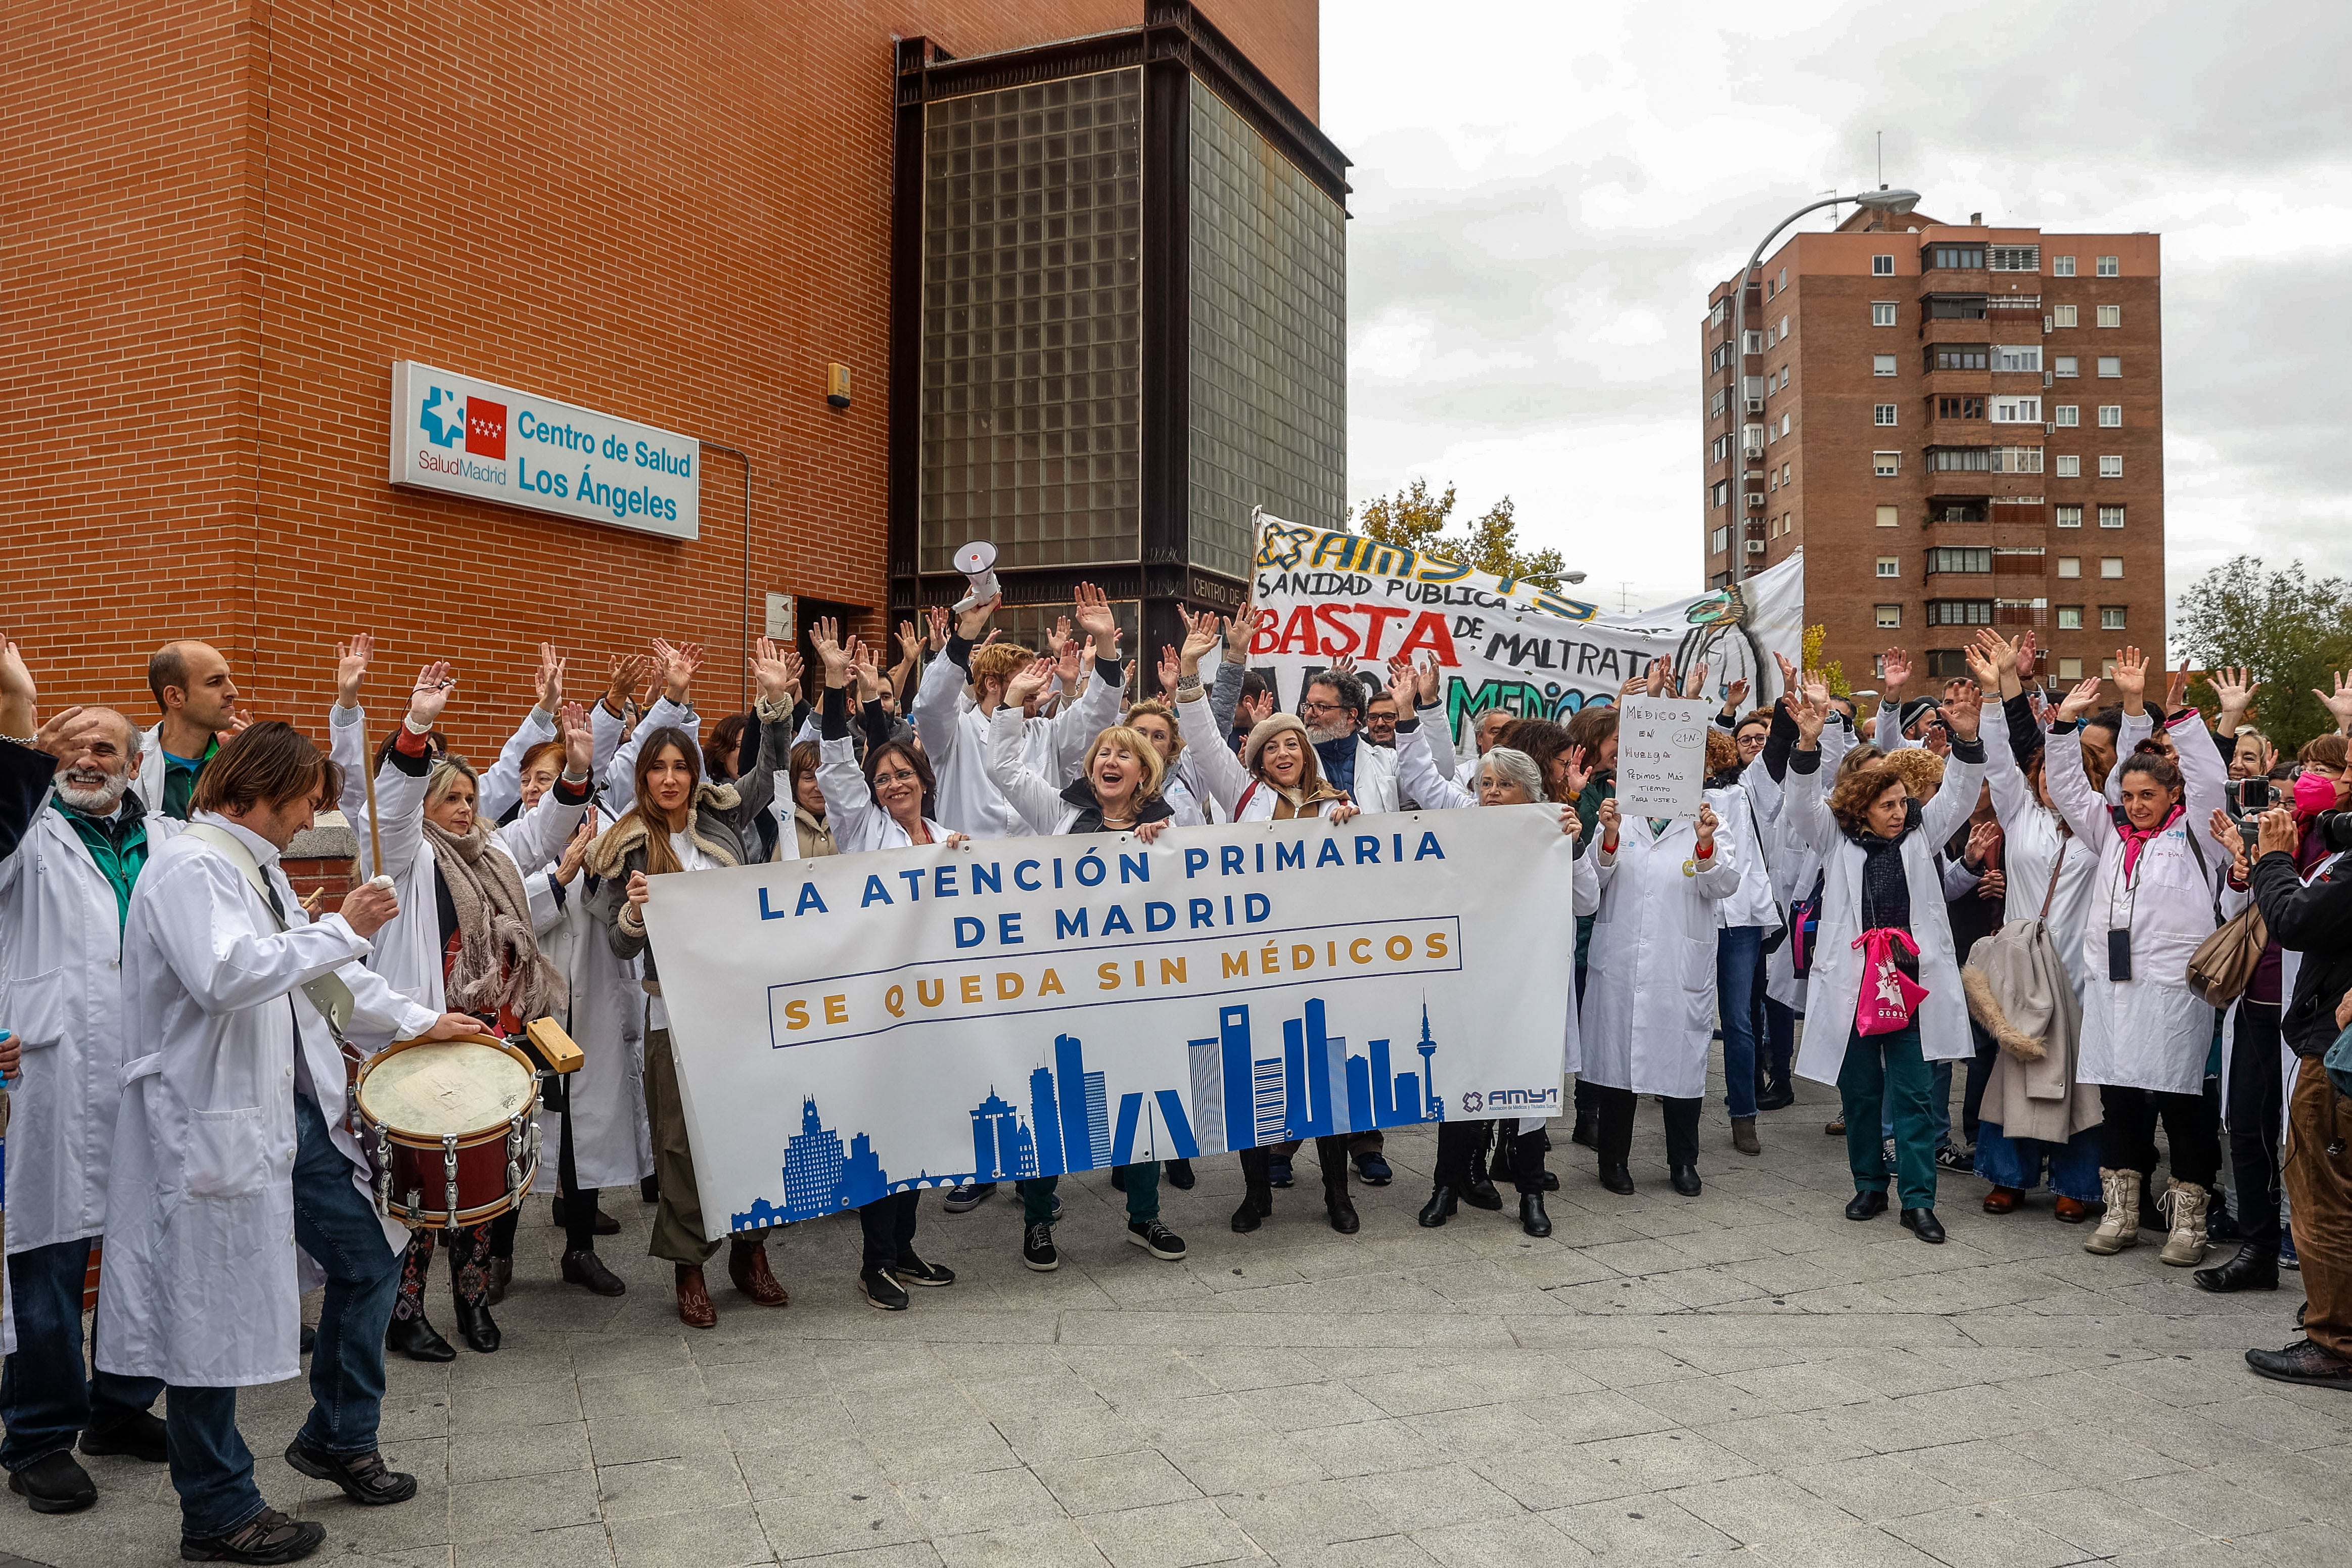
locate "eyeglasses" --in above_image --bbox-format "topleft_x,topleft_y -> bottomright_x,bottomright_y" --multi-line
1300,700 -> 1344,716
875,769 -> 921,786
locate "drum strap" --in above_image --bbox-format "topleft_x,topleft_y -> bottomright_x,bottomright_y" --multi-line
183,824 -> 357,1041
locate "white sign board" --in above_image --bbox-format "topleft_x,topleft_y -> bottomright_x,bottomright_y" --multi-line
763,593 -> 796,640
388,360 -> 699,540
1613,697 -> 1713,818
640,809 -> 1580,1238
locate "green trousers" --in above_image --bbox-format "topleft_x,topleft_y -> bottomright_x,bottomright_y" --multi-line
1838,1022 -> 1938,1211
1020,1165 -> 1158,1225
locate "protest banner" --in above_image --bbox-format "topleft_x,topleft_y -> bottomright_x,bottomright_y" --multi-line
1612,697 -> 1715,818
1247,513 -> 1805,756
640,808 -> 1580,1239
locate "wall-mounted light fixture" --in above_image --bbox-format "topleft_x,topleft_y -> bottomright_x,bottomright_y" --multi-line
826,363 -> 852,409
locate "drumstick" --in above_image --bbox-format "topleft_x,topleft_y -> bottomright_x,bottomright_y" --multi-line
357,705 -> 386,881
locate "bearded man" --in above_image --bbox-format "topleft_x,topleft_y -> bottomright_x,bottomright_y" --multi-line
0,634 -> 174,1513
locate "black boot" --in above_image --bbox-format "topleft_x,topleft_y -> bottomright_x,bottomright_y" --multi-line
1598,1162 -> 1634,1195
1570,1110 -> 1597,1149
450,1294 -> 500,1354
1670,1164 -> 1702,1198
2194,1243 -> 2280,1294
1757,1068 -> 1795,1112
386,1312 -> 454,1362
1465,1131 -> 1501,1209
1164,1158 -> 1196,1190
1230,1150 -> 1274,1233
1417,1186 -> 1457,1227
1324,1178 -> 1360,1235
1519,1192 -> 1552,1238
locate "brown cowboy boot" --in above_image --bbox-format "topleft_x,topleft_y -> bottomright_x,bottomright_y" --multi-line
727,1237 -> 789,1306
675,1264 -> 716,1329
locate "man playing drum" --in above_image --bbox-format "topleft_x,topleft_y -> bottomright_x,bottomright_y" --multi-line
95,722 -> 475,1565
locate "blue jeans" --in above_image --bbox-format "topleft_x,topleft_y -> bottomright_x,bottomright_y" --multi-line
167,1094 -> 403,1537
0,1236 -> 165,1470
1975,1123 -> 2103,1201
1716,926 -> 1763,1119
1761,994 -> 1796,1087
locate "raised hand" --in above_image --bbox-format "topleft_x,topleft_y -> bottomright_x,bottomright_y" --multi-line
749,636 -> 797,703
2315,671 -> 2352,735
1557,804 -> 1583,842
2163,659 -> 2190,715
1642,657 -> 1671,698
2209,665 -> 2259,721
605,653 -> 649,712
1157,644 -> 1181,699
926,604 -> 951,652
1004,656 -> 1057,709
2112,645 -> 2148,711
896,621 -> 924,670
1679,661 -> 1710,702
334,633 -> 374,708
1044,616 -> 1073,662
1720,677 -> 1750,716
534,642 -> 566,712
1596,796 -> 1622,848
1220,607 -> 1256,665
1410,654 -> 1443,708
1880,647 -> 1913,695
1329,652 -> 1359,677
1963,642 -> 2000,693
1694,803 -> 1720,847
810,618 -> 852,687
31,704 -> 90,758
1790,683 -> 1829,745
1966,818 -> 2003,869
1560,743 -> 1591,801
558,701 -> 594,775
2014,629 -> 2038,680
1941,680 -> 1983,741
1054,631 -> 1084,688
1072,582 -> 1121,657
406,661 -> 456,728
852,639 -> 885,703
2208,807 -> 2248,863
556,816 -> 594,885
777,647 -> 805,699
2054,675 -> 2104,724
650,639 -> 703,704
1178,610 -> 1222,677
1773,650 -> 1800,699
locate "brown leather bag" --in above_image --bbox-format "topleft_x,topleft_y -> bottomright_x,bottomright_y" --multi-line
2187,901 -> 2268,1008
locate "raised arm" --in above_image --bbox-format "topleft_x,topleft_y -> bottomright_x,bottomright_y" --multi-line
982,671 -> 1073,835
492,702 -> 594,872
1175,613 -> 1251,814
358,662 -> 454,881
1874,649 -> 1917,752
1387,655 -> 1472,811
1916,684 -> 1987,852
2042,678 -> 2116,849
1781,682 -> 1837,856
479,642 -> 565,824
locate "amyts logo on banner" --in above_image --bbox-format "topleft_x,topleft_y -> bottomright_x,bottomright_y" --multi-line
388,360 -> 699,541
1248,512 -> 1805,755
641,808 -> 1580,1238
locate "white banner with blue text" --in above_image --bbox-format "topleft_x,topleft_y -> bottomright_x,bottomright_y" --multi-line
641,807 -> 1581,1238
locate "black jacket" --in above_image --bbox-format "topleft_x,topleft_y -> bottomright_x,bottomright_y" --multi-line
2250,842 -> 2352,1059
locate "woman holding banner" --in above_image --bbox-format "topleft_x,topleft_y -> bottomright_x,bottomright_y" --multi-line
978,656 -> 1194,1270
1172,613 -> 1368,1234
1783,672 -> 1987,1244
586,639 -> 796,1328
806,622 -> 966,1310
1389,654 -> 1599,1236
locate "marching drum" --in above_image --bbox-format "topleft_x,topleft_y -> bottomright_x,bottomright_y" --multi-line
355,1034 -> 543,1228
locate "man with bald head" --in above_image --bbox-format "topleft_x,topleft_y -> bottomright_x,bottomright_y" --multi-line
136,639 -> 240,820
0,634 -> 173,1512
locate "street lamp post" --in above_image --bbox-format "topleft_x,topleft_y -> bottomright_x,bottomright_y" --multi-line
1730,186 -> 1920,585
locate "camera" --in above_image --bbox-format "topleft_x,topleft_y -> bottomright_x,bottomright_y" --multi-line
2230,778 -> 2276,816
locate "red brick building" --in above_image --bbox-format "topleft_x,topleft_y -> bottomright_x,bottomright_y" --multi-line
6,1 -> 1325,759
1698,206 -> 2164,693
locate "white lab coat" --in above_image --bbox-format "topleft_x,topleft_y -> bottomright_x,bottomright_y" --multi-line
2046,713 -> 2235,1095
1757,717 -> 1854,1012
815,735 -> 954,852
1705,781 -> 1782,934
1783,744 -> 1987,1082
131,723 -> 169,816
96,816 -> 438,1388
601,696 -> 700,818
1176,694 -> 1352,822
479,705 -> 558,826
980,708 -> 1179,836
522,808 -> 654,1191
0,771 -> 181,1254
1579,816 -> 1742,1099
1981,702 -> 2099,1001
910,652 -> 1123,841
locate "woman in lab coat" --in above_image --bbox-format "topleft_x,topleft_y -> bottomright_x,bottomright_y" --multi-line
2044,647 -> 2234,1267
1783,674 -> 1987,1243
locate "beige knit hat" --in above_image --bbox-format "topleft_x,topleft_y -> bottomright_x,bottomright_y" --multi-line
1242,711 -> 1312,773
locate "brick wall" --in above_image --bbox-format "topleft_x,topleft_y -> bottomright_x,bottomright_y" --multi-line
8,2 -> 1313,762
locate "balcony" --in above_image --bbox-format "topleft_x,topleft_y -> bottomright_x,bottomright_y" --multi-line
1925,499 -> 1989,525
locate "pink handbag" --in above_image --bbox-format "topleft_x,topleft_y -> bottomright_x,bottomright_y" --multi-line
1854,928 -> 1928,1036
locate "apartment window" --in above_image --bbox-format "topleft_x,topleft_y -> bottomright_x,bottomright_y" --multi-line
1930,347 -> 1990,372
1709,388 -> 1728,418
1780,412 -> 1791,437
1711,342 -> 1733,371
2096,255 -> 2119,276
1872,302 -> 1898,326
2100,558 -> 2123,578
1709,434 -> 1728,464
1778,267 -> 1787,291
2097,356 -> 2122,378
1711,525 -> 1729,555
1927,245 -> 1986,270
1780,315 -> 1790,339
1995,344 -> 2042,373
1926,599 -> 1995,626
1992,396 -> 2041,424
2096,304 -> 2121,328
1742,330 -> 1764,354
2099,455 -> 2123,478
1767,470 -> 1776,491
2054,405 -> 2079,427
1993,446 -> 2044,474
2053,355 -> 2079,378
1709,480 -> 1729,507
1875,605 -> 1903,628
1781,462 -> 1791,484
1876,504 -> 1900,528
2053,304 -> 2078,328
1709,298 -> 1730,328
2053,255 -> 2077,278
1775,365 -> 1789,391
1929,447 -> 1993,472
1928,296 -> 1988,321
1989,245 -> 2040,271
2098,405 -> 2122,427
2056,504 -> 2083,528
2102,659 -> 2118,678
2101,606 -> 2127,630
1874,404 -> 1898,426
2057,606 -> 2083,629
2055,455 -> 2080,477
2099,505 -> 2125,529
1937,396 -> 1985,419
1927,547 -> 1992,575
1874,451 -> 1901,477
1872,254 -> 1895,276
1876,557 -> 1900,578
2057,556 -> 2081,578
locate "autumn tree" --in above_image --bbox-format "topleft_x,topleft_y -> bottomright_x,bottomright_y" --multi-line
2176,555 -> 2352,751
1355,478 -> 1567,591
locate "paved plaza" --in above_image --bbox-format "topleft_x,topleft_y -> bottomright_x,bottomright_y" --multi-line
5,1072 -> 2347,1568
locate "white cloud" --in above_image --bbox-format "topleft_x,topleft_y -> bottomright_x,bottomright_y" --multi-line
1322,0 -> 2352,624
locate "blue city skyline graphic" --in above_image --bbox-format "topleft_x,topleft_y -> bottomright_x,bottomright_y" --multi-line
728,994 -> 1447,1230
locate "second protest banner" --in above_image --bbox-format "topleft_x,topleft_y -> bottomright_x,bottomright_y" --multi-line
641,808 -> 1580,1239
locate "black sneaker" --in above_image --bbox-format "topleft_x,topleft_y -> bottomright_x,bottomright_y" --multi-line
1934,1143 -> 1973,1173
1353,1151 -> 1393,1186
860,1265 -> 910,1311
9,1449 -> 97,1513
180,1506 -> 326,1563
943,1182 -> 996,1213
1126,1219 -> 1187,1260
1268,1157 -> 1295,1188
892,1252 -> 956,1286
81,1408 -> 168,1462
282,1438 -> 418,1506
1022,1221 -> 1059,1272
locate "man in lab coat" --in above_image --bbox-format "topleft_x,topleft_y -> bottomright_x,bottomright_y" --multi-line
0,633 -> 176,1515
132,640 -> 242,821
96,721 -> 474,1565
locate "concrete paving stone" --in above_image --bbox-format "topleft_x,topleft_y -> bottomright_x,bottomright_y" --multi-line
1993,1486 -> 2202,1559
1783,1454 -> 1969,1521
454,1524 -> 618,1568
2206,1522 -> 2352,1568
447,1374 -> 584,1431
934,1518 -> 1114,1567
587,1405 -> 744,1467
1881,1503 -> 2103,1568
1743,1521 -> 1952,1568
1228,1379 -> 1389,1434
1285,1418 -> 1445,1480
1539,1496 -> 1739,1564
1270,1536 -> 1440,1568
1084,1497 -> 1268,1568
577,1365 -> 714,1421
1407,1512 -> 1594,1567
1338,1462 -> 1521,1532
609,1500 -> 778,1567
2199,1391 -> 2352,1451
450,1468 -> 600,1535
599,1453 -> 753,1521
1569,1429 -> 1758,1494
894,1464 -> 1063,1537
1663,1470 -> 1867,1544
754,1489 -> 930,1559
1035,1450 -> 1204,1518
448,1418 -> 591,1484
988,1405 -> 1151,1465
1177,1347 -> 1328,1392
1214,1476 -> 1401,1554
1701,1408 -> 1880,1467
1162,1429 -> 1335,1498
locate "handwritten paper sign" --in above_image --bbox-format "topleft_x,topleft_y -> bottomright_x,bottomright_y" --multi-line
1613,697 -> 1712,818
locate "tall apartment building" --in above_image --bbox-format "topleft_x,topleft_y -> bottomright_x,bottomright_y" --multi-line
1698,205 -> 2163,691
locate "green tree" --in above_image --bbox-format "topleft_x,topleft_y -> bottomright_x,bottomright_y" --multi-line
2175,555 -> 2352,752
1355,478 -> 1566,590
1801,624 -> 1852,699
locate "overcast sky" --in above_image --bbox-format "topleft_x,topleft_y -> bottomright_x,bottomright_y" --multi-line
1321,0 -> 2352,625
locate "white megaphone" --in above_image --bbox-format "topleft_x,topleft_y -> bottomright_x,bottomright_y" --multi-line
951,540 -> 1000,615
